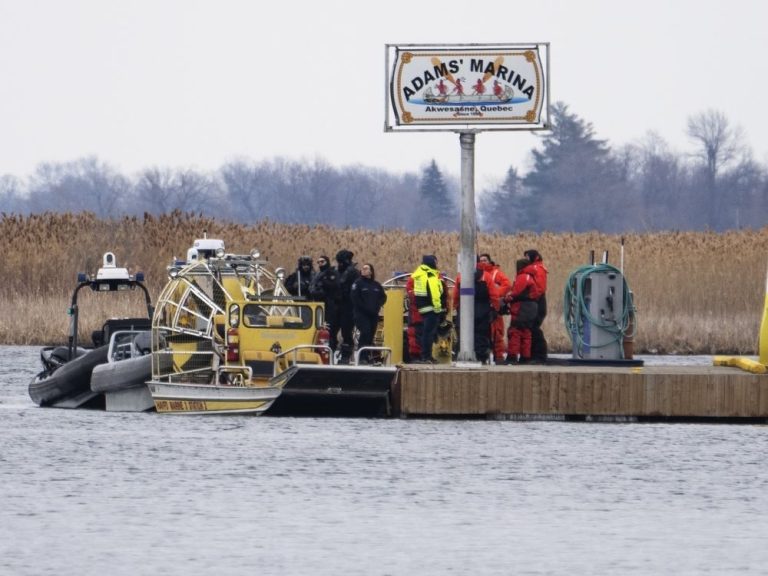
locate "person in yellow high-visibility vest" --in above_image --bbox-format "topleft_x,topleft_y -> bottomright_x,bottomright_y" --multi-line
410,255 -> 445,363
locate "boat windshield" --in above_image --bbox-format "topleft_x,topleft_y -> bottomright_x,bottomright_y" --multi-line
242,304 -> 313,329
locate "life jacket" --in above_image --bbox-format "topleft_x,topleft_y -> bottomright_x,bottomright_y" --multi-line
411,265 -> 443,314
489,264 -> 512,293
522,261 -> 547,299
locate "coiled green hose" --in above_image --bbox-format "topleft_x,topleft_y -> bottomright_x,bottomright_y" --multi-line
563,263 -> 636,358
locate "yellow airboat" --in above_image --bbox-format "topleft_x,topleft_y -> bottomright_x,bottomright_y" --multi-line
147,238 -> 411,415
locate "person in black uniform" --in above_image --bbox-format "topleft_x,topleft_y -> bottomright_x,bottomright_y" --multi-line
309,255 -> 341,352
472,267 -> 492,364
350,263 -> 387,364
285,255 -> 315,297
335,249 -> 360,364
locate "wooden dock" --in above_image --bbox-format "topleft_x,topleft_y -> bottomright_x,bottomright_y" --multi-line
393,363 -> 768,422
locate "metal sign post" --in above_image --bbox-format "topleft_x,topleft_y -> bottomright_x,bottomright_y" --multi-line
385,43 -> 550,364
457,131 -> 477,362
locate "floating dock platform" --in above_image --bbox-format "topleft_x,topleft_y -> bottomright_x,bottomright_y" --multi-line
393,363 -> 768,422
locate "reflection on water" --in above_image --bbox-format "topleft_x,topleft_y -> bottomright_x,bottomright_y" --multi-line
2,346 -> 767,576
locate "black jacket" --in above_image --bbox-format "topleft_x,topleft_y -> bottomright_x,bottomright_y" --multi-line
309,264 -> 340,304
285,266 -> 315,297
351,276 -> 387,320
338,261 -> 360,304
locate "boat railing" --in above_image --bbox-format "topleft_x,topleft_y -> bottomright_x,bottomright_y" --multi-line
273,344 -> 394,374
354,346 -> 393,367
273,344 -> 333,376
217,364 -> 253,386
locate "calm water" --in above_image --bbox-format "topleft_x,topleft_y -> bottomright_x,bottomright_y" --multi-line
2,346 -> 767,576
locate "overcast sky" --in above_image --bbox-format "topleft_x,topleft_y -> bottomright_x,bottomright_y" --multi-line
1,0 -> 766,189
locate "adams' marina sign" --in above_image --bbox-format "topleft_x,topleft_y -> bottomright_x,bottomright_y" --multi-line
385,43 -> 549,131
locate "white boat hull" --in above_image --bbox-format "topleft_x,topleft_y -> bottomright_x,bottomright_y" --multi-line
147,381 -> 281,414
91,354 -> 152,393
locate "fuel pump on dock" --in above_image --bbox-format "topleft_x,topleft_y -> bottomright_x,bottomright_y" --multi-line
563,251 -> 642,366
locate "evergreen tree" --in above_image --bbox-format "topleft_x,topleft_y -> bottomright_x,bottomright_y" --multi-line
418,159 -> 456,230
479,166 -> 529,232
523,102 -> 624,232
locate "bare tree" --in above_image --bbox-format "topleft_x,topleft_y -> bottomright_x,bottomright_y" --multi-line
686,109 -> 748,228
686,109 -> 745,185
220,158 -> 289,222
0,174 -> 26,213
134,167 -> 220,215
27,157 -> 129,216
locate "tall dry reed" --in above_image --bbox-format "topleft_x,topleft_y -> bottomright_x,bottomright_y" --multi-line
2,212 -> 766,354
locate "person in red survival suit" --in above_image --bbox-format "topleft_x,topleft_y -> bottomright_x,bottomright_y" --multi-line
405,275 -> 423,361
504,258 -> 540,364
478,253 -> 512,363
522,249 -> 548,362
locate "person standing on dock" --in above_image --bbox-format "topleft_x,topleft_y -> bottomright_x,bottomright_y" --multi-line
351,263 -> 387,364
471,267 -> 493,363
410,255 -> 444,363
522,249 -> 548,362
505,259 -> 538,364
479,253 -> 512,363
453,260 -> 497,364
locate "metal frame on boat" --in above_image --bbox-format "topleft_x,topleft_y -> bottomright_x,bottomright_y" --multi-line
29,252 -> 154,410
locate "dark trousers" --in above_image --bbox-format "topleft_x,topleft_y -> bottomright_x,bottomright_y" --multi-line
339,308 -> 355,360
420,311 -> 439,360
531,295 -> 548,361
355,314 -> 377,363
530,323 -> 548,360
474,315 -> 491,362
326,302 -> 340,351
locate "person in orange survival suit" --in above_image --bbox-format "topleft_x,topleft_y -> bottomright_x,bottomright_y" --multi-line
453,258 -> 501,363
478,253 -> 512,363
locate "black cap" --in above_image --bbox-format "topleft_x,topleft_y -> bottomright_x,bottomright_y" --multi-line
336,249 -> 354,263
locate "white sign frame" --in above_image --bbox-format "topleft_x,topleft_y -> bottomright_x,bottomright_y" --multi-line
385,43 -> 550,132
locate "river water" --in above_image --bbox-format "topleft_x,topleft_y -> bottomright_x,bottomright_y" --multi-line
2,346 -> 767,575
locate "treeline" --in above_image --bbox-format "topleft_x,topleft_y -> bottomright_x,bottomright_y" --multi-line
1,102 -> 766,232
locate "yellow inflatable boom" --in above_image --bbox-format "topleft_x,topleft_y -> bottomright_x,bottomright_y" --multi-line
760,261 -> 768,366
714,261 -> 768,373
713,355 -> 766,374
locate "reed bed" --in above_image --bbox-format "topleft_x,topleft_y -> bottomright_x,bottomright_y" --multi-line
2,212 -> 766,354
